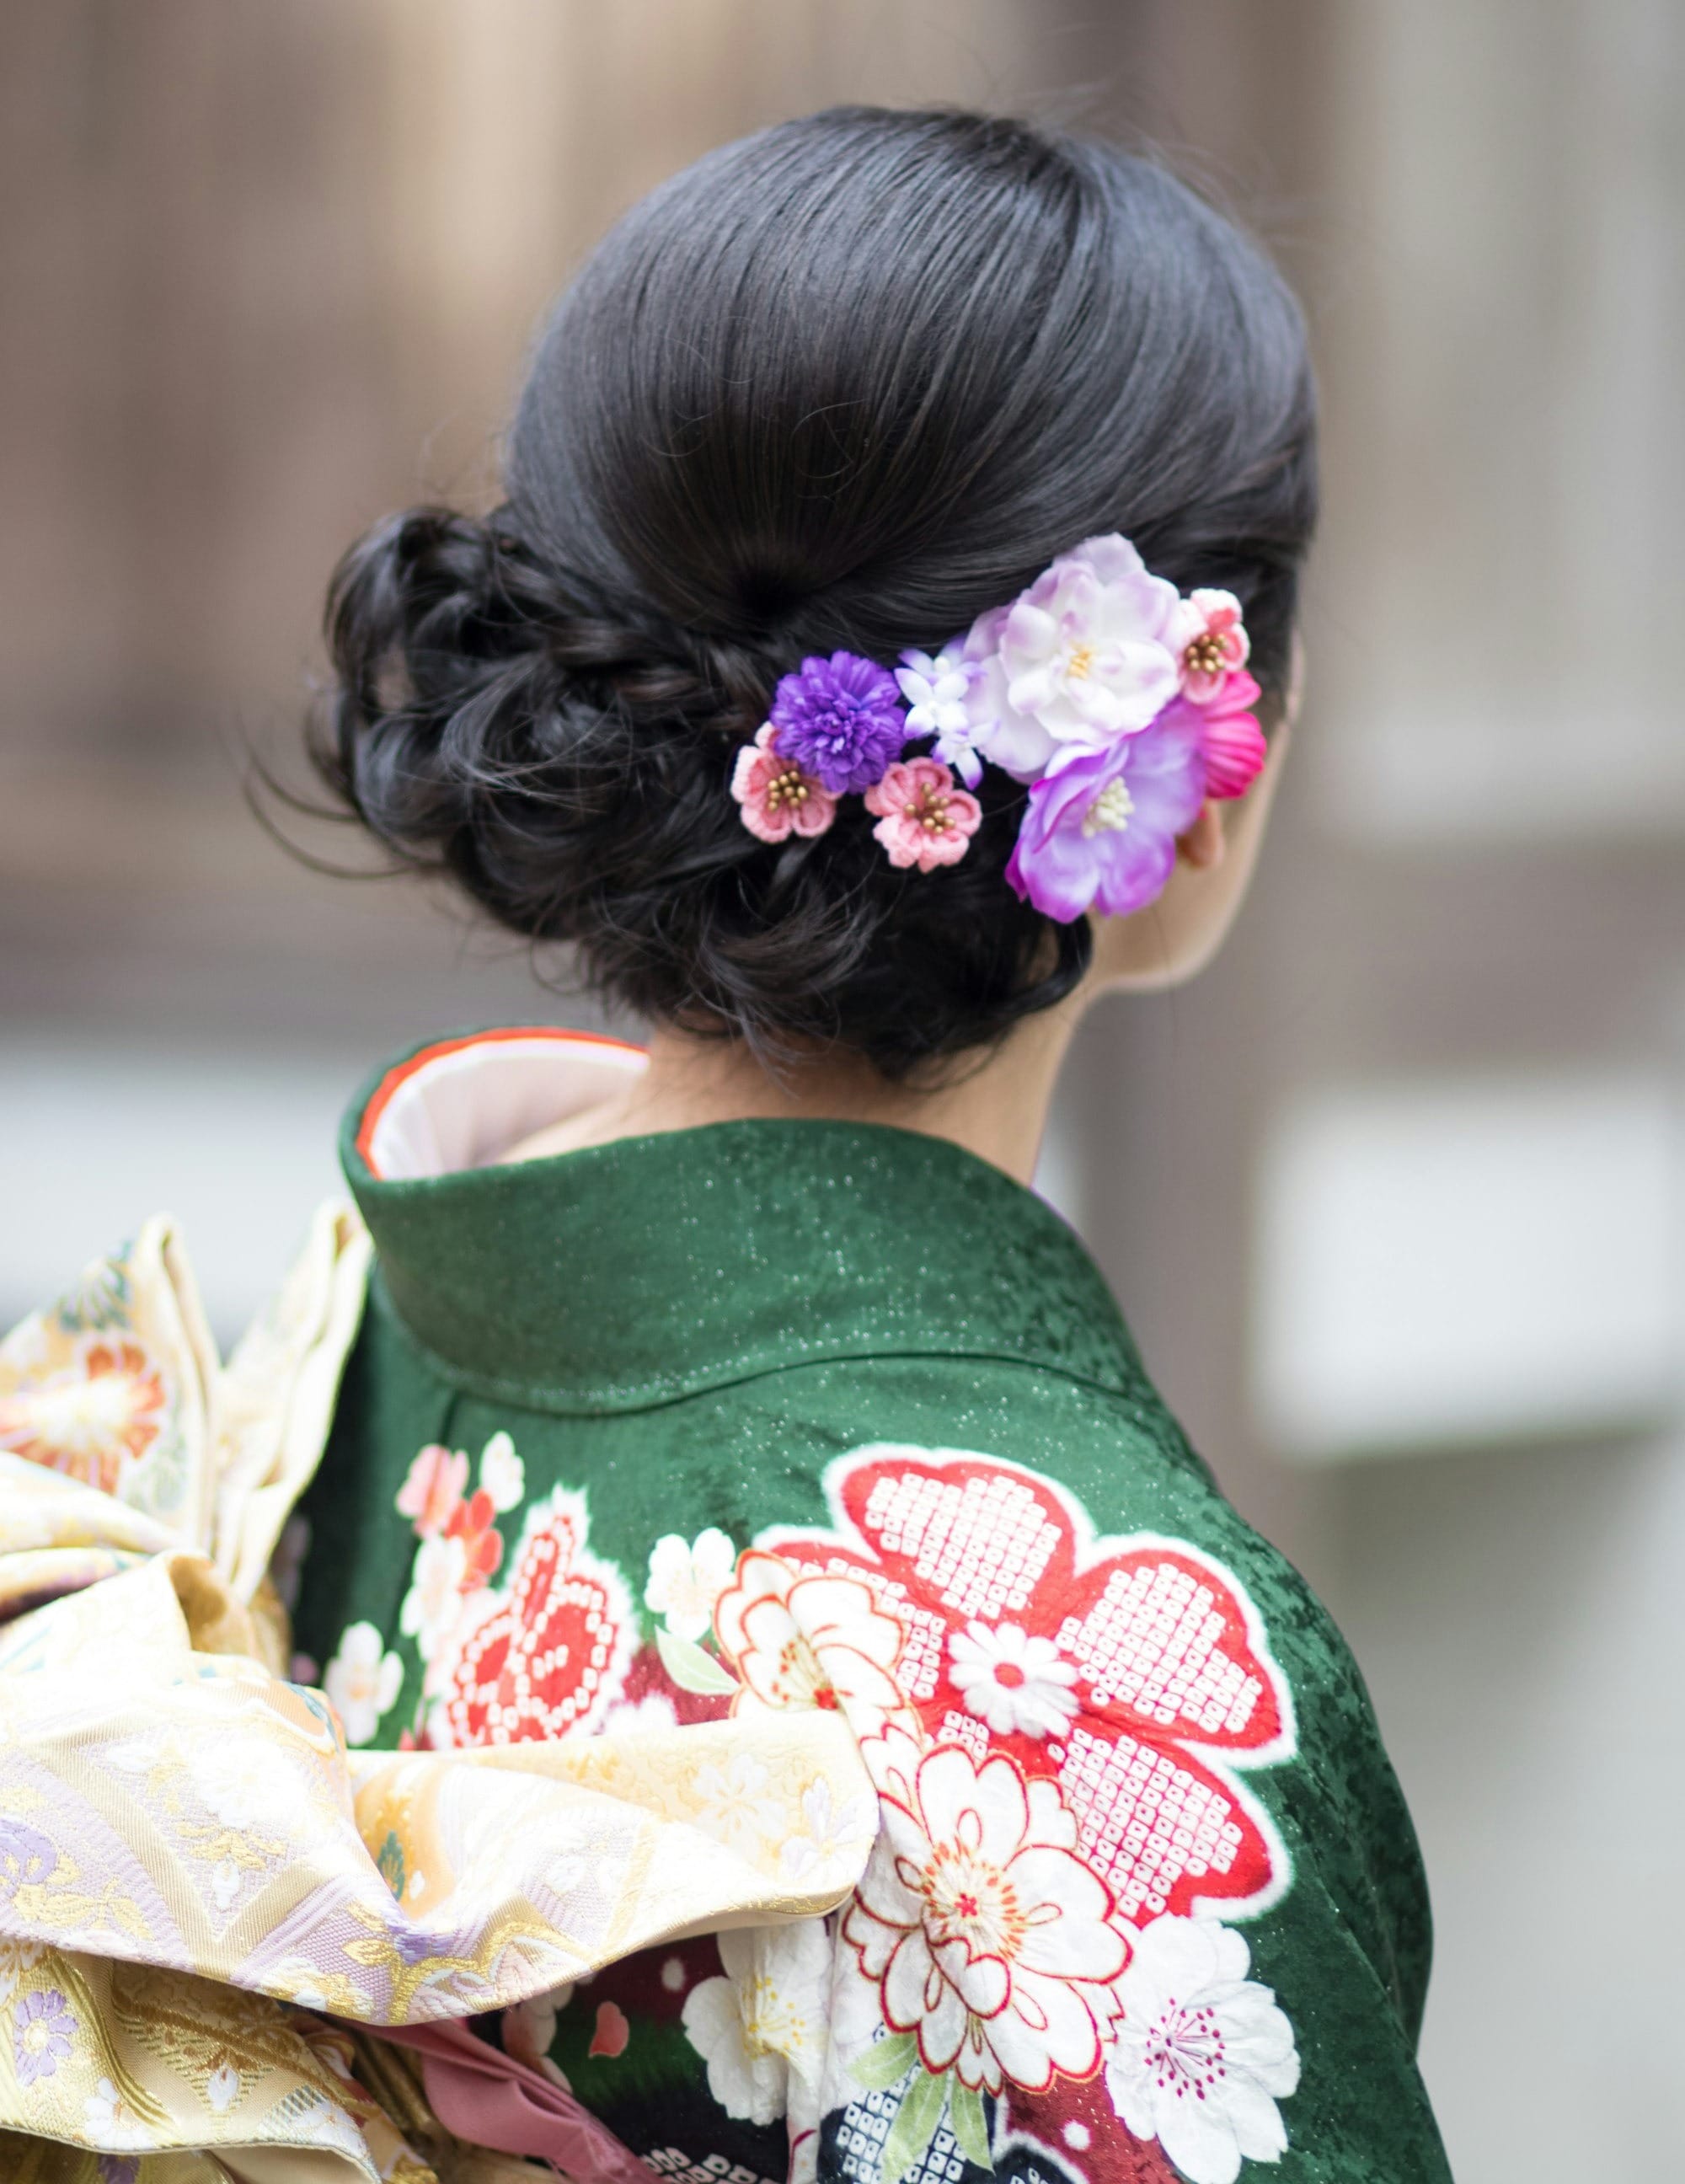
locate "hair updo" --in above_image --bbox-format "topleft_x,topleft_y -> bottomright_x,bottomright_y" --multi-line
314,106 -> 1317,1079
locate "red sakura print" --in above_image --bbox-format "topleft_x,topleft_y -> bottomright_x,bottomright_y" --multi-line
758,1446 -> 1296,1924
446,1485 -> 634,1744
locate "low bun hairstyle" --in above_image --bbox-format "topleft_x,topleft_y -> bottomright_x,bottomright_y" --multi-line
315,106 -> 1317,1079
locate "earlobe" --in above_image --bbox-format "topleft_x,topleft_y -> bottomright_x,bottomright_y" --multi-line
1175,802 -> 1227,871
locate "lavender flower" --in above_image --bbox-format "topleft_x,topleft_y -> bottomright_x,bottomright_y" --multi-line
14,1988 -> 77,2085
1006,707 -> 1206,923
768,651 -> 908,795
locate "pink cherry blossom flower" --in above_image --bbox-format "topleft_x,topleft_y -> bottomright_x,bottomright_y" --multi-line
864,757 -> 982,873
396,1444 -> 469,1539
1190,670 -> 1268,800
998,534 -> 1181,747
1170,588 -> 1251,704
730,725 -> 837,844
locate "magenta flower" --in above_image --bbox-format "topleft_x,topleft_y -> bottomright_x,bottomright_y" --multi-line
864,757 -> 982,872
14,1988 -> 76,2085
1190,668 -> 1268,799
768,651 -> 908,795
730,725 -> 838,844
1006,708 -> 1206,922
1170,586 -> 1251,703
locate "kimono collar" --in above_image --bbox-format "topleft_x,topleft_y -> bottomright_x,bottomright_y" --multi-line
340,1027 -> 1143,1416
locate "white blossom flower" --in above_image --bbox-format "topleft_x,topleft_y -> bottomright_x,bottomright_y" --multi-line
714,1552 -> 912,1734
681,1921 -> 830,2127
896,647 -> 987,786
645,1528 -> 737,1641
691,1751 -> 784,1856
83,2078 -> 157,2151
998,533 -> 1181,746
479,1430 -> 526,1513
778,1774 -> 879,1889
843,1732 -> 1127,2095
947,1619 -> 1078,1740
323,1621 -> 404,1747
399,1531 -> 468,1662
1105,1914 -> 1299,2184
188,1737 -> 316,1837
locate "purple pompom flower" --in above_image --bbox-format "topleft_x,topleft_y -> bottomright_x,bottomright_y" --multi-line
768,651 -> 908,795
1005,706 -> 1206,923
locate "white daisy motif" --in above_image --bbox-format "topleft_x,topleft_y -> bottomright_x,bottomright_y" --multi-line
399,1531 -> 468,1663
645,1528 -> 737,1641
948,1619 -> 1078,1739
84,2078 -> 157,2151
479,1430 -> 526,1514
1105,1914 -> 1300,2184
323,1621 -> 404,1747
682,1921 -> 831,2127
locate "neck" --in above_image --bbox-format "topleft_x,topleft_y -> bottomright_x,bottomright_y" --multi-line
507,1004 -> 1083,1186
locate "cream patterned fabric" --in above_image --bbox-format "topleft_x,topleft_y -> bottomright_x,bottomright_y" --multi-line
0,1217 -> 875,2180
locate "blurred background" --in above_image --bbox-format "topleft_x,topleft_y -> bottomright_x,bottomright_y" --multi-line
3,2 -> 1682,2173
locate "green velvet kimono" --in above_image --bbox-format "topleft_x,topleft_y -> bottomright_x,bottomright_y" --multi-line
292,1028 -> 1452,2184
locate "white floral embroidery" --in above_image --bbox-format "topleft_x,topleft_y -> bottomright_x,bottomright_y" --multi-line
323,1620 -> 403,1747
188,1737 -> 317,1838
84,2078 -> 157,2151
1105,1914 -> 1299,2184
479,1430 -> 526,1514
681,1921 -> 830,2128
399,1531 -> 468,1662
947,1619 -> 1078,1740
778,1774 -> 879,1889
293,2089 -> 367,2155
645,1528 -> 737,1641
691,1750 -> 784,1856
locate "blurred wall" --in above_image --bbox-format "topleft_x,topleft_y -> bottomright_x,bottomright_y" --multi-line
3,4 -> 1682,2177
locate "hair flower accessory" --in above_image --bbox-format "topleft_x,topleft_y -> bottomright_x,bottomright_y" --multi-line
997,533 -> 1182,743
895,647 -> 985,786
728,533 -> 1270,913
865,756 -> 982,871
1171,587 -> 1252,703
1006,709 -> 1206,922
768,651 -> 908,795
730,725 -> 837,843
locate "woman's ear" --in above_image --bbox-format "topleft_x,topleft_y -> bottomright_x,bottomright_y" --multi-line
1176,802 -> 1228,871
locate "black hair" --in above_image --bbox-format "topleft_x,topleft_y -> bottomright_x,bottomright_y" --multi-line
313,105 -> 1317,1079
